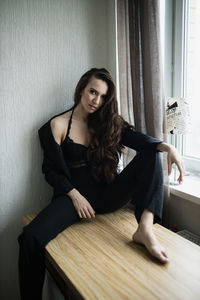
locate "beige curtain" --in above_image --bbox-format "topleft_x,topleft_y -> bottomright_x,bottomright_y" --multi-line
117,0 -> 170,227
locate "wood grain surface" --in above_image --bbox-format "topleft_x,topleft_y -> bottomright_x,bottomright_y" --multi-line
22,209 -> 200,300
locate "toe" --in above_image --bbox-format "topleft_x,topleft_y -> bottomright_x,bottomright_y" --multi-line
150,246 -> 169,263
161,254 -> 169,263
161,250 -> 170,263
156,252 -> 168,263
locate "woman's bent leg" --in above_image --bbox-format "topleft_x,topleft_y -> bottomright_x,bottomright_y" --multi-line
97,150 -> 169,263
132,208 -> 170,263
18,195 -> 79,300
97,150 -> 164,223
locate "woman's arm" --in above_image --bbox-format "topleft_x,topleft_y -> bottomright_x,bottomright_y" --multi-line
38,118 -> 74,196
121,127 -> 184,184
68,189 -> 95,219
42,149 -> 95,218
41,155 -> 74,194
50,116 -> 65,145
121,127 -> 162,152
157,142 -> 185,184
47,116 -> 95,218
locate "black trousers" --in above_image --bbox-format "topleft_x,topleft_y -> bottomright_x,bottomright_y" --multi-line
18,150 -> 163,300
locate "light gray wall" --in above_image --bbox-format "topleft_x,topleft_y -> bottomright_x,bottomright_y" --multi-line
0,0 -> 116,299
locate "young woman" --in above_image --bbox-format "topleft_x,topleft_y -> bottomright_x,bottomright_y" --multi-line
18,68 -> 184,300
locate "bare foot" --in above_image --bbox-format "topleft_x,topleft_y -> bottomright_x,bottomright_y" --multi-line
132,227 -> 170,264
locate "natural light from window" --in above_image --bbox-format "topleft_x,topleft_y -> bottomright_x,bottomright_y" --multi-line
184,0 -> 200,159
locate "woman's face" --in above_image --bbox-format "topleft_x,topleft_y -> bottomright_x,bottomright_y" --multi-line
80,77 -> 108,114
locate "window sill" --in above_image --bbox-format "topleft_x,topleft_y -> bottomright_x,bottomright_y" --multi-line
170,174 -> 200,205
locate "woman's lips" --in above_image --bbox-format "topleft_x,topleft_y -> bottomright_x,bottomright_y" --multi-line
89,104 -> 97,110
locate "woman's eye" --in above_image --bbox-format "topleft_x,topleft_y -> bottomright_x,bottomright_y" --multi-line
90,89 -> 96,95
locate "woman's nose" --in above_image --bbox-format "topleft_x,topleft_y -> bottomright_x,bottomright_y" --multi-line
93,95 -> 101,104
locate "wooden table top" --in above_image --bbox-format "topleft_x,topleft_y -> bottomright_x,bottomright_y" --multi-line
23,209 -> 200,300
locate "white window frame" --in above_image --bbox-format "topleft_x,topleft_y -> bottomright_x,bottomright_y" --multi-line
164,0 -> 200,176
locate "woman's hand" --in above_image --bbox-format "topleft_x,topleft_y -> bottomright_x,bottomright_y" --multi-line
167,145 -> 185,184
157,142 -> 185,184
68,188 -> 95,219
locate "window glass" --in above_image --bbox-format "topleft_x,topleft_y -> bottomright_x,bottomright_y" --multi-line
184,0 -> 200,159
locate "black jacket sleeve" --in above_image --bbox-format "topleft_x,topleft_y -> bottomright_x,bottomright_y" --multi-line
42,155 -> 74,194
120,127 -> 162,152
38,120 -> 74,194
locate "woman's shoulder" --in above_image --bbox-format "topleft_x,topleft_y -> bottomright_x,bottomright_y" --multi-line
50,112 -> 68,130
50,109 -> 73,144
38,108 -> 73,141
50,109 -> 72,125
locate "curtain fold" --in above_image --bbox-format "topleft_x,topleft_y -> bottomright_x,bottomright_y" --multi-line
117,0 -> 170,227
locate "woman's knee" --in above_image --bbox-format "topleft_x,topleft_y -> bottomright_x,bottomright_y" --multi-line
18,223 -> 46,251
18,228 -> 46,267
130,150 -> 162,170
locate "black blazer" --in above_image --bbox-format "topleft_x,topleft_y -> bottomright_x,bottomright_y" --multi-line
38,112 -> 162,197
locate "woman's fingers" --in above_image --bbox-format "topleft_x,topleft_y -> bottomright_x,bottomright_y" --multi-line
70,190 -> 95,219
78,210 -> 83,219
168,148 -> 185,183
177,163 -> 184,182
82,208 -> 91,219
79,204 -> 95,219
86,206 -> 95,218
174,158 -> 185,183
85,202 -> 95,218
88,206 -> 95,218
80,209 -> 87,219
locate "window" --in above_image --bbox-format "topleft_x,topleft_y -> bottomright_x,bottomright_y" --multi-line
163,0 -> 200,176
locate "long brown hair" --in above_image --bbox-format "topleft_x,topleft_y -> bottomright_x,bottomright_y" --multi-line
74,68 -> 133,184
